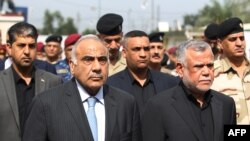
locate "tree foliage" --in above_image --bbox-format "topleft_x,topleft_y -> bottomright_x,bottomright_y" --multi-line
228,0 -> 250,22
82,28 -> 96,35
40,10 -> 78,35
183,0 -> 250,28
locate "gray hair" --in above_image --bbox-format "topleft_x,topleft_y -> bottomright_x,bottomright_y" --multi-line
71,34 -> 108,64
176,40 -> 213,65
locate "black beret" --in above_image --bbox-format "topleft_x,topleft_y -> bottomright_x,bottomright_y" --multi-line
204,23 -> 219,40
149,32 -> 165,43
97,13 -> 123,35
218,17 -> 244,39
45,34 -> 62,43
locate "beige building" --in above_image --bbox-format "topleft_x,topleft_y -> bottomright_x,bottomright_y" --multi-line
0,14 -> 24,44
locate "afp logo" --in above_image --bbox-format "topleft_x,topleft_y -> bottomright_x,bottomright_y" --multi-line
224,125 -> 250,141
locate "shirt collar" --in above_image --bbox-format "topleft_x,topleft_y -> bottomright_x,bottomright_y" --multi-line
179,81 -> 212,107
12,66 -> 36,83
125,68 -> 153,84
75,79 -> 104,105
220,57 -> 250,72
220,58 -> 235,73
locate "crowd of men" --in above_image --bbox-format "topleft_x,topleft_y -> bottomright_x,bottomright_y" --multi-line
0,13 -> 249,141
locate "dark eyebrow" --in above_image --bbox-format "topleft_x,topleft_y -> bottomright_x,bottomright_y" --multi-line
16,43 -> 36,48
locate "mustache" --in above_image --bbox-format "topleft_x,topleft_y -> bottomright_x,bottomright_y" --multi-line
108,48 -> 119,52
152,54 -> 160,57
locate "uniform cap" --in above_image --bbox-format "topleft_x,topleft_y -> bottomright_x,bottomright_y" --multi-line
64,33 -> 81,48
204,23 -> 219,40
97,13 -> 123,35
218,17 -> 244,39
167,46 -> 177,55
45,34 -> 62,43
149,32 -> 165,43
37,42 -> 44,52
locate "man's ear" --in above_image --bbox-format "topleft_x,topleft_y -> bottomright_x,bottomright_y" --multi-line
69,59 -> 75,75
217,39 -> 223,50
6,43 -> 12,56
176,62 -> 184,78
122,47 -> 126,58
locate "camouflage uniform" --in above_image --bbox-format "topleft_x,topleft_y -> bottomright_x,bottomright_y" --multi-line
108,55 -> 126,76
55,59 -> 72,82
211,58 -> 250,124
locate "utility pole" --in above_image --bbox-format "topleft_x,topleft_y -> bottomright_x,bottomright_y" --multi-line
98,0 -> 101,19
156,4 -> 160,31
151,0 -> 154,32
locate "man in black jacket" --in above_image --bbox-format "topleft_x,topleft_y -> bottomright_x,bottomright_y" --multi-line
142,40 -> 236,141
107,30 -> 179,116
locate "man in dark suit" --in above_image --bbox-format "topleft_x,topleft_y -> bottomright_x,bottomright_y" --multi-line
142,40 -> 236,141
23,34 -> 141,141
0,59 -> 4,69
0,22 -> 63,141
107,30 -> 179,116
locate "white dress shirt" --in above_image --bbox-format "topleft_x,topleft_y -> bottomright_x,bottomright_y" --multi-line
4,57 -> 12,69
76,80 -> 106,141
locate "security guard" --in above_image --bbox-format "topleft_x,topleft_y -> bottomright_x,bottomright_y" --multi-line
96,13 -> 126,76
44,34 -> 62,64
211,17 -> 250,124
55,33 -> 81,82
204,23 -> 222,59
148,32 -> 170,73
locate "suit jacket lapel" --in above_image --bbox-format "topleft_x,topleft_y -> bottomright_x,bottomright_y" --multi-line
211,96 -> 223,141
2,68 -> 20,131
104,85 -> 117,141
172,86 -> 205,141
35,70 -> 46,95
64,80 -> 93,141
119,70 -> 134,94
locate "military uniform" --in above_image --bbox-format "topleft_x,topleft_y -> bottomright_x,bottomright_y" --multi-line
97,13 -> 126,76
45,34 -> 62,65
211,58 -> 250,124
109,55 -> 126,76
55,33 -> 81,82
55,59 -> 71,82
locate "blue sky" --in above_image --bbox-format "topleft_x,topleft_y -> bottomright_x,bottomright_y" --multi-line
13,0 -> 223,33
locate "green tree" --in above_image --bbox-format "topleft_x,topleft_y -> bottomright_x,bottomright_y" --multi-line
40,10 -> 78,35
56,18 -> 78,34
190,0 -> 232,27
183,14 -> 198,27
228,0 -> 250,23
195,0 -> 232,26
82,28 -> 96,35
183,0 -> 250,28
41,10 -> 55,34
